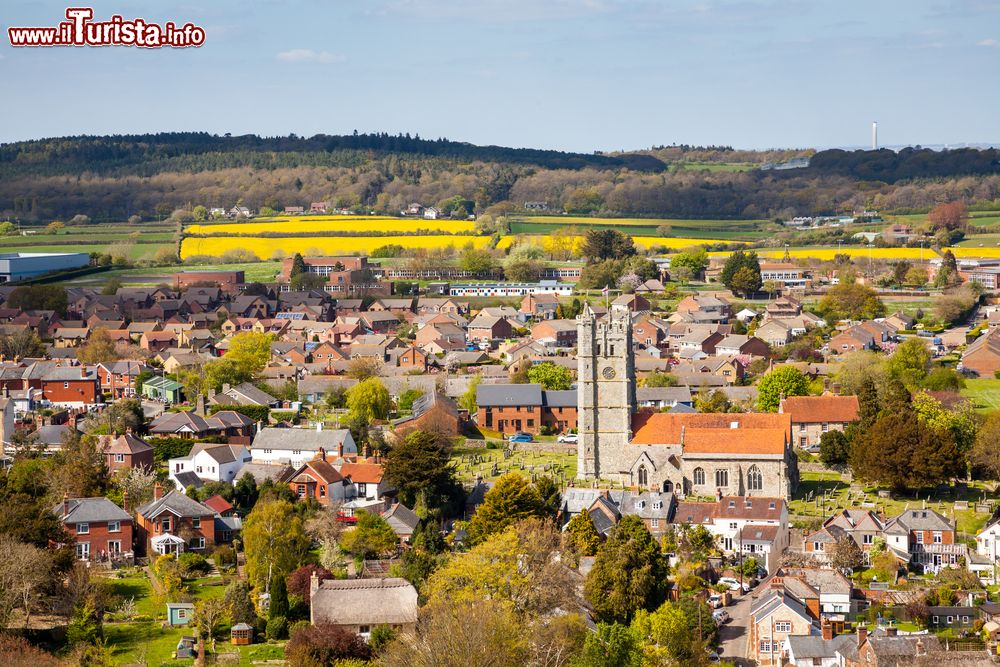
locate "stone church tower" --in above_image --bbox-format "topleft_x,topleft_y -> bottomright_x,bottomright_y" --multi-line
577,303 -> 635,480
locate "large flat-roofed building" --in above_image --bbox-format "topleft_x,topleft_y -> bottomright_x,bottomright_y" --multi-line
173,270 -> 245,291
0,252 -> 90,282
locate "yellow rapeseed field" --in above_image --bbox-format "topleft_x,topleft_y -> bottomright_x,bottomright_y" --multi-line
949,247 -> 1000,258
757,247 -> 936,261
188,216 -> 475,235
497,235 -> 733,251
181,235 -> 491,260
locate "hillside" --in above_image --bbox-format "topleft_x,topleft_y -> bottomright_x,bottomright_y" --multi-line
1,133 -> 999,222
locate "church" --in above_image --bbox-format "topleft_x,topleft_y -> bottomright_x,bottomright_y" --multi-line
576,303 -> 799,499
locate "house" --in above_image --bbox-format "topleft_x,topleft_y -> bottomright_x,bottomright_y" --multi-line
760,263 -> 807,289
883,507 -> 964,573
786,631 -> 855,667
675,294 -> 731,323
531,319 -> 578,348
476,384 -> 578,435
339,461 -> 388,502
96,361 -> 148,399
755,320 -> 792,347
52,327 -> 89,348
847,627 -> 945,667
98,432 -> 154,473
700,496 -> 789,572
167,603 -> 195,627
779,394 -> 860,449
804,509 -> 884,563
611,293 -> 650,312
251,426 -> 357,467
382,504 -> 420,544
136,486 -> 217,556
393,392 -> 464,438
467,313 -> 514,345
715,334 -> 771,358
520,293 -> 560,319
309,577 -> 418,638
167,443 -> 252,491
41,366 -> 101,407
961,327 -> 1000,377
148,410 -> 255,442
287,453 -> 351,505
635,386 -> 693,410
54,495 -> 133,561
211,381 -> 280,408
748,589 -> 817,666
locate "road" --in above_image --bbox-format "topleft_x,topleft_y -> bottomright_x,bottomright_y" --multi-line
717,591 -> 752,666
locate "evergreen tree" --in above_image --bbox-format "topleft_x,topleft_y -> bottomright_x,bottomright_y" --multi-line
584,515 -> 668,624
269,571 -> 289,621
290,253 -> 308,278
466,473 -> 544,544
566,511 -> 602,557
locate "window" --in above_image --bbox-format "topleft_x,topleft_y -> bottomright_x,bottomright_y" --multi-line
747,465 -> 763,491
293,450 -> 301,456
296,484 -> 306,498
114,453 -> 125,463
192,518 -> 201,529
963,616 -> 970,623
359,625 -> 370,634
693,468 -> 705,485
759,640 -> 771,654
947,616 -> 954,624
190,537 -> 206,549
715,469 -> 729,487
933,616 -> 939,624
358,483 -> 367,495
196,466 -> 203,474
64,382 -> 69,389
108,521 -> 120,533
107,540 -> 121,553
814,541 -> 825,552
319,486 -> 326,498
637,465 -> 648,487
77,523 -> 90,534
652,502 -> 661,510
177,609 -> 187,619
822,423 -> 829,432
775,621 -> 791,633
161,517 -> 171,532
916,532 -> 924,544
933,531 -> 942,544
730,522 -> 738,530
651,518 -> 659,528
799,423 -> 806,432
799,436 -> 807,447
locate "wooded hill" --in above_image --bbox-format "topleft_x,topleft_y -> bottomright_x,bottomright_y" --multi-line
1,133 -> 998,222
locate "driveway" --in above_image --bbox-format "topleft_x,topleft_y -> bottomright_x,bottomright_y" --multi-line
717,591 -> 752,666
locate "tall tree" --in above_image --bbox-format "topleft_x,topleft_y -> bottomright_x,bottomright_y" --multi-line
243,499 -> 310,599
756,366 -> 810,412
466,473 -> 545,544
345,377 -> 391,424
339,510 -> 398,559
582,229 -> 636,262
290,253 -> 308,278
584,515 -> 668,624
527,362 -> 573,390
382,429 -> 462,510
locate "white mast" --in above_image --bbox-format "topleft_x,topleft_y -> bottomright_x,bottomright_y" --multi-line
872,121 -> 878,150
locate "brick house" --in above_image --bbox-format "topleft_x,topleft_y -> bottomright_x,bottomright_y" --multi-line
476,384 -> 578,435
98,432 -> 155,473
779,394 -> 860,448
54,495 -> 133,561
396,346 -> 428,372
520,293 -> 560,320
467,314 -> 515,345
288,453 -> 351,506
41,366 -> 101,407
96,361 -> 148,399
393,392 -> 464,439
961,328 -> 1000,377
140,331 -> 180,353
136,485 -> 217,556
531,319 -> 578,348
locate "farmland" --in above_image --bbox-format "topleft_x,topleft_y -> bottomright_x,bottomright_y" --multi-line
509,216 -> 769,240
180,234 -> 492,260
188,215 -> 476,235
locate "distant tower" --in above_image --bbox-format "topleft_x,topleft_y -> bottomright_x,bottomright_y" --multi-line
577,303 -> 636,480
872,121 -> 878,150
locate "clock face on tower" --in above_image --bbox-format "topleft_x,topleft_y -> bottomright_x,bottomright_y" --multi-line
602,366 -> 616,380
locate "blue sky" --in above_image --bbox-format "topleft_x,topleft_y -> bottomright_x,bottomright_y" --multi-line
1,0 -> 997,152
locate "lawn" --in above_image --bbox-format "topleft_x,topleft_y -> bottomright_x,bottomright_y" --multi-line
451,443 -> 577,485
64,261 -> 284,286
0,242 -> 174,258
789,471 -> 997,537
961,378 -> 1000,412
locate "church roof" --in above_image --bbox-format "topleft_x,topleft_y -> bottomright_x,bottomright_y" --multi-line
630,412 -> 790,456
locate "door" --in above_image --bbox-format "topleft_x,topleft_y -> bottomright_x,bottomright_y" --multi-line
77,542 -> 90,560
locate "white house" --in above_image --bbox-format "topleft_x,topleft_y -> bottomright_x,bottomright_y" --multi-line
708,497 -> 790,573
977,520 -> 1000,561
250,426 -> 356,468
168,443 -> 251,491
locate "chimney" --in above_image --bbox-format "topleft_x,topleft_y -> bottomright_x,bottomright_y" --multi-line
915,638 -> 926,656
857,626 -> 867,647
122,490 -> 130,513
338,441 -> 344,458
153,482 -> 163,500
821,618 -> 834,641
310,570 -> 320,599
316,421 -> 323,432
80,367 -> 87,379
885,627 -> 897,637
363,443 -> 370,459
195,394 -> 206,417
318,447 -> 326,462
62,490 -> 69,518
832,383 -> 841,396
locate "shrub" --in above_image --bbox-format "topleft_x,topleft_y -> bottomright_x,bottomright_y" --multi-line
213,545 -> 237,569
266,615 -> 288,641
177,552 -> 211,577
209,404 -> 270,423
285,623 -> 372,666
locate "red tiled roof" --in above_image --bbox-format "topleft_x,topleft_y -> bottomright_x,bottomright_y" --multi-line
630,412 -> 790,455
202,494 -> 234,514
780,395 -> 860,423
339,462 -> 384,484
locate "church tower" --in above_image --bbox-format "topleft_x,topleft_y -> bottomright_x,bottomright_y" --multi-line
577,303 -> 636,480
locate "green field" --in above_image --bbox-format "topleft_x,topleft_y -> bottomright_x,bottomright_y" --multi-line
961,379 -> 1000,412
510,216 -> 770,241
65,261 -> 283,286
672,161 -> 757,173
0,243 -> 173,258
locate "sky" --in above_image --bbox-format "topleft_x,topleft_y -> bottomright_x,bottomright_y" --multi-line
0,0 -> 998,152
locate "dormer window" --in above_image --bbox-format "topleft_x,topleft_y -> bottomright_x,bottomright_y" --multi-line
729,501 -> 736,508
652,502 -> 661,510
637,501 -> 645,510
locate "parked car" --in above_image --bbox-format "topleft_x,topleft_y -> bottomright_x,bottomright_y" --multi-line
557,433 -> 578,444
508,432 -> 533,443
707,652 -> 721,663
708,594 -> 724,609
718,577 -> 750,593
712,610 -> 730,625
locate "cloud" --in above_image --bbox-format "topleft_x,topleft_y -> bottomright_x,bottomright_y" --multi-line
977,38 -> 1000,47
276,49 -> 345,64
